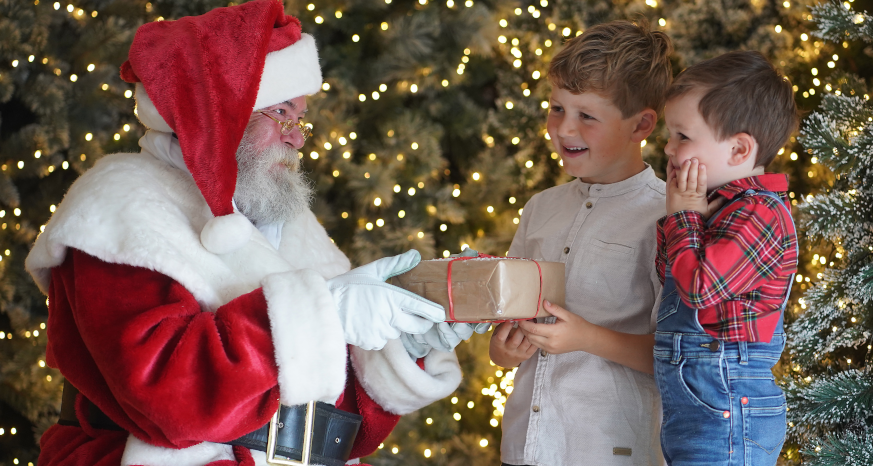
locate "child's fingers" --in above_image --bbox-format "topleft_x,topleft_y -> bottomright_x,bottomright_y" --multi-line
524,332 -> 552,352
517,319 -> 548,337
543,300 -> 572,321
521,343 -> 538,359
516,336 -> 533,354
491,322 -> 512,344
677,160 -> 690,192
686,159 -> 699,190
696,163 -> 708,196
506,325 -> 526,349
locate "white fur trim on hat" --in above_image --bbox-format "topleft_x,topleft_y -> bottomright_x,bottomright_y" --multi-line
200,213 -> 253,255
134,83 -> 174,133
349,339 -> 462,415
132,34 -> 322,133
254,33 -> 323,110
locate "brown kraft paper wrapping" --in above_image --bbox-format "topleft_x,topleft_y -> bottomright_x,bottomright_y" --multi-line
388,258 -> 565,322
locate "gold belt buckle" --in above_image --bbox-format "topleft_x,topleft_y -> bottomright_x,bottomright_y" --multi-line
266,400 -> 316,465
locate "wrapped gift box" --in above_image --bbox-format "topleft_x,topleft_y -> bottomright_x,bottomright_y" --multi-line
388,257 -> 565,322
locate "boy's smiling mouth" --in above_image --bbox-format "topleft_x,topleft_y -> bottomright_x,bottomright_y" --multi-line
562,145 -> 589,158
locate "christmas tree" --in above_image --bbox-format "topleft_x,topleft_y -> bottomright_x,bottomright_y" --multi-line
0,0 -> 161,464
0,0 -> 855,465
783,1 -> 873,465
346,0 -> 830,463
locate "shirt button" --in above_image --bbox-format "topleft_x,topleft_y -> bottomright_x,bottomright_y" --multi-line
586,201 -> 593,208
532,405 -> 540,413
563,247 -> 570,254
540,349 -> 548,357
722,410 -> 731,418
741,397 -> 749,405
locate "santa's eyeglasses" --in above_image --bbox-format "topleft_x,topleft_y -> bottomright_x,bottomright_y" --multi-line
258,111 -> 313,141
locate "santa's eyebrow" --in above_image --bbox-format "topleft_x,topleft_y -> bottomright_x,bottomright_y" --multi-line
282,100 -> 308,114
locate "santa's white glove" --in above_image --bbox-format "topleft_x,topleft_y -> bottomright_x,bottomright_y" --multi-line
400,322 -> 492,358
399,332 -> 431,359
328,250 -> 445,350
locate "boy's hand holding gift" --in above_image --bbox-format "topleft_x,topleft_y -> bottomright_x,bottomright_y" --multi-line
517,300 -> 592,355
666,157 -> 724,220
489,321 -> 537,368
519,301 -> 656,375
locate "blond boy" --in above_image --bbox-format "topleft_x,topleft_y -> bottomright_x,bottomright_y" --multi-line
490,20 -> 672,466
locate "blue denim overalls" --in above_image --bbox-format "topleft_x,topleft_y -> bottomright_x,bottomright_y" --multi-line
654,190 -> 795,466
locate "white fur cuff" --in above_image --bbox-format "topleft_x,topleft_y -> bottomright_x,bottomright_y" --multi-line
121,436 -> 234,466
350,339 -> 462,415
262,270 -> 347,406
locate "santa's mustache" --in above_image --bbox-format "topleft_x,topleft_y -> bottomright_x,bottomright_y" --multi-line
278,151 -> 300,172
248,143 -> 299,172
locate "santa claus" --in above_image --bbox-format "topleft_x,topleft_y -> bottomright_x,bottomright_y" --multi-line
24,1 -> 483,465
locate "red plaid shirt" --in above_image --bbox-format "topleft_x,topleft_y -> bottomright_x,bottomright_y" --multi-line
656,174 -> 798,343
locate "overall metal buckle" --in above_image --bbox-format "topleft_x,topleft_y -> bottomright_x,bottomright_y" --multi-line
266,400 -> 316,465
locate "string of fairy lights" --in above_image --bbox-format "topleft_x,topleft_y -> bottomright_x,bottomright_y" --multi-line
304,0 -> 869,268
2,0 -> 869,464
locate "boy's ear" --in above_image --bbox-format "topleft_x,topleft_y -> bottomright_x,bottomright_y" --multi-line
630,109 -> 657,142
728,133 -> 758,166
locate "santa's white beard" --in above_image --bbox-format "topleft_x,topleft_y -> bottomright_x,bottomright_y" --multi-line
233,133 -> 313,226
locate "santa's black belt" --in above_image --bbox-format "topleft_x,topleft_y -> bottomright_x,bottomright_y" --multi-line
59,380 -> 361,466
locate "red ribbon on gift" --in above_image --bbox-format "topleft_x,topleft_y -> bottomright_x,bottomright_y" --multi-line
446,252 -> 543,323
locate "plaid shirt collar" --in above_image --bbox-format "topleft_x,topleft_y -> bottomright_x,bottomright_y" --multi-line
708,173 -> 790,201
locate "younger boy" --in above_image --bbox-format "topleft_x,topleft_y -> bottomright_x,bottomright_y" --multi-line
655,51 -> 799,466
490,20 -> 673,465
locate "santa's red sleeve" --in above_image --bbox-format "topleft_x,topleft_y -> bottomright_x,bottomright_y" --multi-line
47,248 -> 285,449
41,249 -> 461,465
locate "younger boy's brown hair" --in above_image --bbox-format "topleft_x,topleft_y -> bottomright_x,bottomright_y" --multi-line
666,50 -> 798,168
548,19 -> 673,119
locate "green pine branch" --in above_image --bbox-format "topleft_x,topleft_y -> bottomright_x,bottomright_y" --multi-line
800,190 -> 863,243
811,0 -> 873,44
790,255 -> 872,367
798,95 -> 870,175
786,370 -> 873,437
801,430 -> 873,466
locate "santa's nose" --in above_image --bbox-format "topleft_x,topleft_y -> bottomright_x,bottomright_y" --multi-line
281,128 -> 306,150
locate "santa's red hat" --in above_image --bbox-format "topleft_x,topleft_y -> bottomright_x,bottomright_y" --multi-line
120,0 -> 321,254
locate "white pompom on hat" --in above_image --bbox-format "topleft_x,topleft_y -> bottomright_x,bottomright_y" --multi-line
120,0 -> 322,254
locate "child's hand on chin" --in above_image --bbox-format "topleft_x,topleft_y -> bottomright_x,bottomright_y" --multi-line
489,321 -> 537,367
666,158 -> 724,219
518,300 -> 591,355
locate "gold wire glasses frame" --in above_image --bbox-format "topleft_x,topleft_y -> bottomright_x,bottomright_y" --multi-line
258,111 -> 313,141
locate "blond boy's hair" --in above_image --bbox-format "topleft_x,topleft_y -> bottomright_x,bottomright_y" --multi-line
548,19 -> 673,119
666,51 -> 798,168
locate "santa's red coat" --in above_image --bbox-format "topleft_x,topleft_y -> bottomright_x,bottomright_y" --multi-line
39,249 -> 397,466
26,133 -> 463,466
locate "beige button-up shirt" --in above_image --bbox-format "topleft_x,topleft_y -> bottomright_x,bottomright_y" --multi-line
501,167 -> 666,466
